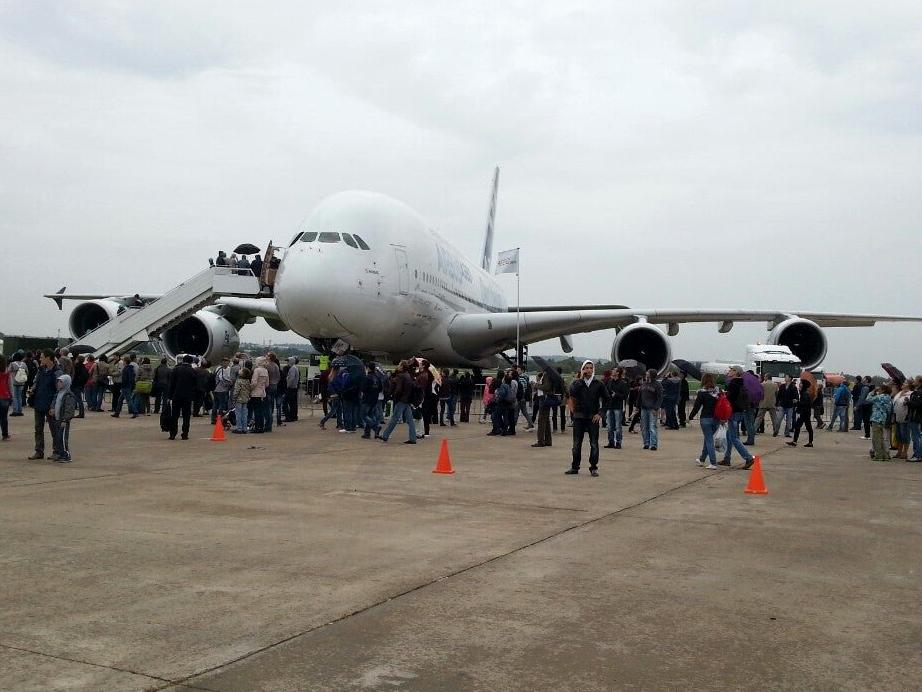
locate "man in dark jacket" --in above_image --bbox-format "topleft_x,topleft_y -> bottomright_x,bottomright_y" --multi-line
378,361 -> 417,443
565,360 -> 611,477
168,355 -> 197,440
678,371 -> 690,427
359,363 -> 383,438
604,368 -> 630,449
661,373 -> 680,430
777,375 -> 798,437
28,349 -> 61,460
851,376 -> 864,430
153,359 -> 173,413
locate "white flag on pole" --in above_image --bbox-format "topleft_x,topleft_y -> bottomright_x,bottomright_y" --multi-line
495,248 -> 519,274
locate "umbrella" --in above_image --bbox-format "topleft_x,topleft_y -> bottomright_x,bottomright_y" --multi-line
881,363 -> 906,385
618,359 -> 646,379
233,242 -> 261,256
799,370 -> 818,399
331,354 -> 364,379
742,371 -> 764,404
672,359 -> 702,381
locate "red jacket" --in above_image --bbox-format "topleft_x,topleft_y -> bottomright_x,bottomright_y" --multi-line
0,371 -> 11,400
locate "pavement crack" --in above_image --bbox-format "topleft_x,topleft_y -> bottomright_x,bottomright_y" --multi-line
0,641 -> 170,684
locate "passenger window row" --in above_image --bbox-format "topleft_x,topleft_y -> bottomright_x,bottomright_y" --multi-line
289,231 -> 370,250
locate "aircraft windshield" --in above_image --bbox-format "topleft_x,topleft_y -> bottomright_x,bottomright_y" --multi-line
342,233 -> 358,248
352,234 -> 370,250
300,232 -> 318,243
318,232 -> 340,243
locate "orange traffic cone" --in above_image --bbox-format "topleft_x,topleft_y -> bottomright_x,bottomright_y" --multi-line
433,439 -> 455,475
211,414 -> 226,442
744,456 -> 767,495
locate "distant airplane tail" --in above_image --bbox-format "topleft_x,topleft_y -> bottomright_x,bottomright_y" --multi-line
480,167 -> 499,272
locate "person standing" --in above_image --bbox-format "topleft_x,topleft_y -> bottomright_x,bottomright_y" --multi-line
777,375 -> 798,437
0,356 -> 12,441
661,372 -> 679,430
28,349 -> 60,459
829,380 -> 851,432
211,357 -> 233,424
48,374 -> 77,462
723,366 -> 756,468
153,357 -> 172,414
110,356 -> 123,413
678,371 -> 690,427
417,360 -> 438,438
688,373 -> 721,469
70,354 -> 88,418
812,382 -> 825,430
167,355 -> 197,440
265,353 -> 282,431
604,367 -> 629,449
892,382 -> 913,460
231,368 -> 252,433
249,358 -> 269,433
135,357 -> 153,416
787,378 -> 815,448
360,362 -> 383,438
756,374 -> 779,436
858,376 -> 873,439
457,372 -> 474,423
9,352 -> 28,417
378,361 -> 418,444
554,367 -> 567,433
867,386 -> 894,461
639,369 -> 663,451
531,369 -> 556,448
564,360 -> 610,476
283,357 -> 300,422
851,376 -> 864,430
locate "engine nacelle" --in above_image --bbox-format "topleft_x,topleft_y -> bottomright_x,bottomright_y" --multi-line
69,299 -> 127,338
768,318 -> 827,371
611,323 -> 672,375
161,310 -> 240,363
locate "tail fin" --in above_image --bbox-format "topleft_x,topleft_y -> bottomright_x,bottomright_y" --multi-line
480,167 -> 499,272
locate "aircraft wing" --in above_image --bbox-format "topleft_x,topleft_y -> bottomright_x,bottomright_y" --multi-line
449,308 -> 922,356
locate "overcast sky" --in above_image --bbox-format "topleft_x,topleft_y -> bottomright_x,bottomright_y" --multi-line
1,1 -> 920,373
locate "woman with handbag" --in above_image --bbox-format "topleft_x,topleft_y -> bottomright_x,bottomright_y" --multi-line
688,373 -> 721,469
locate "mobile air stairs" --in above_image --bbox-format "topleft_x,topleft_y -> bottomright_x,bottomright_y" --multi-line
69,267 -> 261,359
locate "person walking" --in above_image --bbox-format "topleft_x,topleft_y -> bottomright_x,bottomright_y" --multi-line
829,380 -> 851,432
756,374 -> 779,435
28,349 -> 60,459
867,385 -> 894,461
639,369 -> 663,451
153,357 -> 172,414
858,376 -> 873,439
360,362 -> 383,438
661,372 -> 680,430
168,355 -> 198,440
688,373 -> 721,469
564,360 -> 610,476
93,355 -> 111,412
722,366 -> 756,468
787,378 -> 815,448
813,382 -> 826,430
318,367 -> 343,430
378,361 -> 418,444
777,375 -> 798,437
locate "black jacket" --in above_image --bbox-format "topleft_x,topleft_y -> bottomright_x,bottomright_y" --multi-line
169,363 -> 198,400
568,378 -> 610,420
606,378 -> 630,410
689,389 -> 719,419
777,383 -> 798,408
727,378 -> 749,413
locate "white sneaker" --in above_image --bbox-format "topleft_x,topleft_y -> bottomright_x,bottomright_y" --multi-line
706,463 -> 718,470
696,459 -> 705,467
338,429 -> 348,434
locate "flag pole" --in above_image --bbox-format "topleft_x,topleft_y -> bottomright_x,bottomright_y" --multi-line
516,247 -> 521,367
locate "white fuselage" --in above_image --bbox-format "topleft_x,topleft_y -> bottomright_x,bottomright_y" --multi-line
274,191 -> 508,365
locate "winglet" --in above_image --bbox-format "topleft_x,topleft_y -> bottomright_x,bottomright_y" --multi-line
480,166 -> 499,272
51,287 -> 66,311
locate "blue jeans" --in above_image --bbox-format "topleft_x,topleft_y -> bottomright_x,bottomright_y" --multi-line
743,408 -> 756,444
663,400 -> 678,429
342,399 -> 360,431
698,417 -> 717,463
320,398 -> 340,426
780,407 -> 794,435
724,412 -> 754,463
447,395 -> 457,425
381,401 -> 416,441
362,402 -> 381,434
606,408 -> 623,445
235,402 -> 248,432
829,405 -> 848,431
641,408 -> 658,447
910,421 -> 921,460
212,391 -> 229,423
12,384 -> 24,414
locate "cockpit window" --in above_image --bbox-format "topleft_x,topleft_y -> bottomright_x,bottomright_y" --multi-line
300,232 -> 318,243
289,232 -> 303,247
352,234 -> 370,250
342,233 -> 359,248
318,232 -> 341,243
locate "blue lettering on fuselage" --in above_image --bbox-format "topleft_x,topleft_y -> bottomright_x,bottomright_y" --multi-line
436,244 -> 473,285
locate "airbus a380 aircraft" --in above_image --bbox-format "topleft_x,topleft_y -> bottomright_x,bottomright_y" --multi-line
49,171 -> 922,372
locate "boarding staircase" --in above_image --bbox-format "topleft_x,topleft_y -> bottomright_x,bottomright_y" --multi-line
69,267 -> 261,359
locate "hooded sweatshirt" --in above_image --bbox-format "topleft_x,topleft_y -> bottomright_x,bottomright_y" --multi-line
54,374 -> 77,420
568,361 -> 610,419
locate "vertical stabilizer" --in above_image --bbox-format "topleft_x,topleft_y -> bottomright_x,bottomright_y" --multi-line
480,167 -> 499,272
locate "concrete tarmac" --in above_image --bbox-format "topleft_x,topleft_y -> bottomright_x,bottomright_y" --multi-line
1,410 -> 920,691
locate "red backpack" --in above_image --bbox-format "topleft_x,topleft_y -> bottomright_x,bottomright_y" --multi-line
714,393 -> 733,422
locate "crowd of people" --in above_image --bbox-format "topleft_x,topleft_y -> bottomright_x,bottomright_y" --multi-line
2,348 -> 920,469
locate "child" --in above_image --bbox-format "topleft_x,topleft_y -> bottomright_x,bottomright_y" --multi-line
49,374 -> 77,462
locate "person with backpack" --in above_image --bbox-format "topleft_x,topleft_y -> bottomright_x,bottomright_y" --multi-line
503,369 -> 520,435
829,380 -> 851,432
688,373 -> 722,469
564,360 -> 610,476
378,361 -> 418,444
10,352 -> 29,416
722,366 -> 756,468
211,357 -> 234,424
787,378 -> 815,448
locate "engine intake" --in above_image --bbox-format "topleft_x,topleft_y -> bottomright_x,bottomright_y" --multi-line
611,323 -> 672,375
161,310 -> 240,363
69,299 -> 126,338
768,318 -> 827,371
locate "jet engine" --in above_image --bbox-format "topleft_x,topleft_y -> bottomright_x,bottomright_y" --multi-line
69,299 -> 127,338
611,323 -> 672,375
161,310 -> 240,363
768,318 -> 827,370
